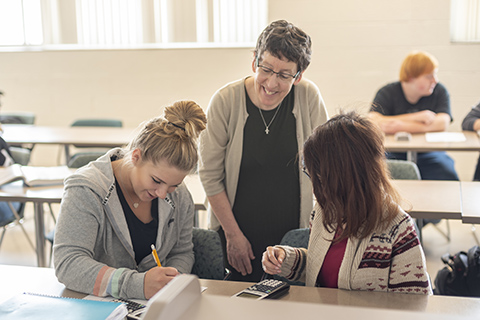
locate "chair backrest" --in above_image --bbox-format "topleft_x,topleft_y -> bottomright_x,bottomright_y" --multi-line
280,228 -> 309,248
386,159 -> 421,180
0,202 -> 24,228
191,228 -> 225,280
67,152 -> 105,168
0,112 -> 35,125
68,118 -> 123,153
9,147 -> 31,166
71,119 -> 123,127
0,202 -> 18,228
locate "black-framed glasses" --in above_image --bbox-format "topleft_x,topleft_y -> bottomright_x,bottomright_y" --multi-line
301,157 -> 311,179
255,58 -> 300,82
302,166 -> 311,179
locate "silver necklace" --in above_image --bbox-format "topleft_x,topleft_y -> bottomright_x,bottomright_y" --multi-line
258,102 -> 281,134
116,162 -> 140,209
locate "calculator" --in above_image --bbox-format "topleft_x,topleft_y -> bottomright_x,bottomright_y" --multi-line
232,279 -> 290,300
112,297 -> 147,320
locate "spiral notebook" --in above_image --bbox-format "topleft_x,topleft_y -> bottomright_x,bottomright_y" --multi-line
0,292 -> 128,320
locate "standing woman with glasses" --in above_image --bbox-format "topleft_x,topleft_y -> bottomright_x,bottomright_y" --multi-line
54,101 -> 207,299
199,20 -> 328,282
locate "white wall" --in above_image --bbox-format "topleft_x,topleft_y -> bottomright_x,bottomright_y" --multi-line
1,0 -> 479,178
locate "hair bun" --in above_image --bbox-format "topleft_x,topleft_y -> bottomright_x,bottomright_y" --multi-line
164,100 -> 207,139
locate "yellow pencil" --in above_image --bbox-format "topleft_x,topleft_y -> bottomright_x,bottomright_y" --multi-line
151,244 -> 162,267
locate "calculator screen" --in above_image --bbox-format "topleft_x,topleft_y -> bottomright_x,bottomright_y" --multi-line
237,292 -> 261,299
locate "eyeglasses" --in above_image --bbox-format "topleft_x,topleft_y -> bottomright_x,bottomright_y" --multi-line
301,157 -> 311,179
255,58 -> 300,83
302,166 -> 311,179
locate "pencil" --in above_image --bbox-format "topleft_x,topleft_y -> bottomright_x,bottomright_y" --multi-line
151,244 -> 162,267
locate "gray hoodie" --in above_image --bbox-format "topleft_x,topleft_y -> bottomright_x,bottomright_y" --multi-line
54,148 -> 195,299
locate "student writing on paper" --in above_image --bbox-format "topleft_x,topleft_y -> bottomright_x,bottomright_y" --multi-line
54,101 -> 206,300
262,111 -> 433,295
368,50 -> 459,181
198,20 -> 328,282
461,100 -> 480,181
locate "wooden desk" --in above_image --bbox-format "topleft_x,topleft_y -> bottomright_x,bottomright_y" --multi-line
384,131 -> 480,153
384,131 -> 480,162
0,182 -> 63,268
393,180 -> 462,220
0,175 -> 205,268
202,279 -> 480,317
1,265 -> 479,317
460,181 -> 480,224
1,124 -> 137,148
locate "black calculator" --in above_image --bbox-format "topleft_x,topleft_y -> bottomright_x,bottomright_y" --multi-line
113,298 -> 147,320
232,279 -> 290,300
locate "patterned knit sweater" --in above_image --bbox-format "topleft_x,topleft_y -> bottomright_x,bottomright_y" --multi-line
277,204 -> 433,295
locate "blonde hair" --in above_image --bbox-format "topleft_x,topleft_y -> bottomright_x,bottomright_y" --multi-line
126,100 -> 207,172
399,51 -> 439,82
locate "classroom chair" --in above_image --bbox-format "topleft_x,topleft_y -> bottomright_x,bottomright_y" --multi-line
0,111 -> 36,153
65,118 -> 123,165
386,159 -> 451,243
0,202 -> 34,252
67,152 -> 105,168
191,228 -> 227,280
0,146 -> 35,251
9,147 -> 32,166
0,111 -> 35,125
267,228 -> 310,286
47,227 -> 228,277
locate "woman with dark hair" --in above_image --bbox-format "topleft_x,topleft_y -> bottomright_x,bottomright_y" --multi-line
199,20 -> 328,281
262,111 -> 432,294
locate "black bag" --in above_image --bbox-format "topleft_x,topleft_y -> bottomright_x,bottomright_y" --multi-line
434,245 -> 480,297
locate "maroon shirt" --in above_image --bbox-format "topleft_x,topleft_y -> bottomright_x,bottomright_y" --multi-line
315,233 -> 348,288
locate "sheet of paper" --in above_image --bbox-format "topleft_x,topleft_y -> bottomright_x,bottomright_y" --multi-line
425,132 -> 466,142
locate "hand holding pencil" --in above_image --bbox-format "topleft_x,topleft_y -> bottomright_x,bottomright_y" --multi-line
144,244 -> 179,299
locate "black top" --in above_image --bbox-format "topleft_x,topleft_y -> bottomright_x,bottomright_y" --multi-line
371,82 -> 452,120
116,178 -> 159,265
231,86 -> 300,280
462,101 -> 480,131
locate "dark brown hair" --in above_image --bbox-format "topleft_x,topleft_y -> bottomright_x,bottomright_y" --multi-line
303,111 -> 401,242
255,20 -> 312,73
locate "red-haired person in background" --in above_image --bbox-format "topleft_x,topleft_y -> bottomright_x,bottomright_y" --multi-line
369,51 -> 459,181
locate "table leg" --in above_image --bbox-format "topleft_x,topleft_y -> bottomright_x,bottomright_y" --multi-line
406,151 -> 417,163
416,218 -> 424,245
34,202 -> 47,267
64,145 -> 71,165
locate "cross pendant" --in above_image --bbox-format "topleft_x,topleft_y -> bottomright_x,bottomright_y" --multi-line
265,128 -> 269,134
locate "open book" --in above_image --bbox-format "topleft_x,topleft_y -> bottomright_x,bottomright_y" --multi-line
0,164 -> 72,187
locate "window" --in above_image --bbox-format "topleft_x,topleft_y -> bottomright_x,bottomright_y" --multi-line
0,0 -> 43,46
451,0 -> 480,43
0,0 -> 268,50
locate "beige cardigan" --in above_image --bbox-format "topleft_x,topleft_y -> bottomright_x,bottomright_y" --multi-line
198,77 -> 328,230
278,203 -> 433,294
